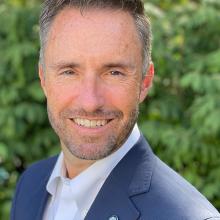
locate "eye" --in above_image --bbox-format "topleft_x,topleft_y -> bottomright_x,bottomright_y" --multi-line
110,70 -> 124,76
61,70 -> 75,75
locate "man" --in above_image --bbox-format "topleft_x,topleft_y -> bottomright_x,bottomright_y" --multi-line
10,0 -> 220,219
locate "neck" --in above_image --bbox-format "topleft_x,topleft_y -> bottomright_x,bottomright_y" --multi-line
61,145 -> 95,179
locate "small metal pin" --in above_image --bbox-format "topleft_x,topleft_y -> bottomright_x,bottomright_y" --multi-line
109,215 -> 119,220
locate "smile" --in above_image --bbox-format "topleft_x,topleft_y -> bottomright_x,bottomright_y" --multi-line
72,118 -> 112,128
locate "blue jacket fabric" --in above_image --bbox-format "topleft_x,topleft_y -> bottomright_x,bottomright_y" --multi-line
10,135 -> 220,220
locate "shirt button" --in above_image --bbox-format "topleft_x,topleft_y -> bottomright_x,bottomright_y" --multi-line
109,215 -> 119,220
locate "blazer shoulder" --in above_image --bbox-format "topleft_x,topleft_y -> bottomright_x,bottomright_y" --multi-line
17,155 -> 58,189
10,156 -> 58,220
142,156 -> 220,219
23,155 -> 58,175
16,156 -> 58,191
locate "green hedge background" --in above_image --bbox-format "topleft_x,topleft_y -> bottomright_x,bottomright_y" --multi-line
0,0 -> 220,218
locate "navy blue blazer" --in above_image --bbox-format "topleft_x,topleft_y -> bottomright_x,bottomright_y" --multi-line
11,135 -> 220,220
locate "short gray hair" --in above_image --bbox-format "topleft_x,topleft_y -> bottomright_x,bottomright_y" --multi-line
39,0 -> 152,75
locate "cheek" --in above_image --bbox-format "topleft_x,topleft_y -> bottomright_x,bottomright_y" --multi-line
46,82 -> 77,111
106,82 -> 140,113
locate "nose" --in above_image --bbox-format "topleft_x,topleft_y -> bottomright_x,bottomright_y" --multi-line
78,74 -> 104,113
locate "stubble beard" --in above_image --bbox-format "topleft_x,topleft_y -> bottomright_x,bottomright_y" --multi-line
47,106 -> 139,160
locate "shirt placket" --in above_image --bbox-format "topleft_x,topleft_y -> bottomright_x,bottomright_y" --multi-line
54,181 -> 78,220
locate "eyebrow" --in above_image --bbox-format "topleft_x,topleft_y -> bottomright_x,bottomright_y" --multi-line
103,62 -> 136,71
48,61 -> 136,71
48,62 -> 80,70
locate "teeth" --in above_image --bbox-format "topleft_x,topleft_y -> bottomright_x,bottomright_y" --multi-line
85,119 -> 90,127
73,118 -> 109,128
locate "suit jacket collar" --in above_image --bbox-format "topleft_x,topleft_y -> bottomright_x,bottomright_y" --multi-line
32,135 -> 154,220
34,157 -> 58,220
85,135 -> 155,220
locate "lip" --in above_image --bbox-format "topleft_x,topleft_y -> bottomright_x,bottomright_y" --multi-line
70,117 -> 114,120
68,118 -> 115,135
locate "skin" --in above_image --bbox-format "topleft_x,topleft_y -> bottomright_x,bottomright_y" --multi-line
39,7 -> 154,178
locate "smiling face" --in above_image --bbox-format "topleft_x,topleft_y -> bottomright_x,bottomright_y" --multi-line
39,7 -> 152,161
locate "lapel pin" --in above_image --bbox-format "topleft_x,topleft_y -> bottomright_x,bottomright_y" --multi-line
109,215 -> 119,220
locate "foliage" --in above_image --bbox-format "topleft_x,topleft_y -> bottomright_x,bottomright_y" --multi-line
140,0 -> 220,209
0,1 -> 59,219
0,0 -> 220,218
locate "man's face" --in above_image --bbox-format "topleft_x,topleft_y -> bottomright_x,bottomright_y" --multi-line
39,8 -> 152,160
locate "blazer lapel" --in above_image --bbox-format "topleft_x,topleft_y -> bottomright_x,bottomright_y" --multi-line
19,171 -> 50,220
27,156 -> 58,220
85,175 -> 140,220
85,135 -> 155,220
35,176 -> 50,220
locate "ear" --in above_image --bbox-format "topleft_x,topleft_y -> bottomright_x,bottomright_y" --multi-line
38,63 -> 47,97
139,62 -> 154,103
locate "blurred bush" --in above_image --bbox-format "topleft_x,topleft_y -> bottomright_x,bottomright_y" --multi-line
0,0 -> 219,218
0,0 -> 59,218
140,0 -> 220,209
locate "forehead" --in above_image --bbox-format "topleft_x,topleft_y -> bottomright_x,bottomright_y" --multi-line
49,7 -> 139,38
45,7 -> 142,67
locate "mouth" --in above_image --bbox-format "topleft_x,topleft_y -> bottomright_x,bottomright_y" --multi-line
70,118 -> 113,128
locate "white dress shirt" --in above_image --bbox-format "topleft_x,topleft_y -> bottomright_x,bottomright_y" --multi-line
43,124 -> 140,220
